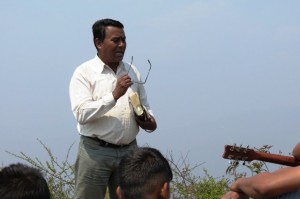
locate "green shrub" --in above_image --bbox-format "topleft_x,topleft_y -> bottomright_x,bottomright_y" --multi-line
167,151 -> 230,199
5,140 -> 276,199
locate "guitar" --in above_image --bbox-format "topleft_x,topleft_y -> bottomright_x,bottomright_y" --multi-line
223,145 -> 300,167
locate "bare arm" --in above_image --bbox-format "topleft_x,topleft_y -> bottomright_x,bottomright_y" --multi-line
229,166 -> 300,199
222,191 -> 249,199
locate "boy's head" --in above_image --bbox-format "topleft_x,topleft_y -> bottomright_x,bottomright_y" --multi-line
0,163 -> 50,199
117,147 -> 173,199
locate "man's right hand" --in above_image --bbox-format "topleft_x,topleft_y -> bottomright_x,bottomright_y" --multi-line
222,191 -> 249,199
112,75 -> 133,100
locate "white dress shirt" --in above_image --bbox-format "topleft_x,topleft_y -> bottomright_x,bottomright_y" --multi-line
69,55 -> 153,145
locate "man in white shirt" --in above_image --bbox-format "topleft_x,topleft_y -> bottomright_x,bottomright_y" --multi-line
69,18 -> 157,199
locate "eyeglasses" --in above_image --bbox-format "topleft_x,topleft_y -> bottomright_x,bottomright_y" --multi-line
127,56 -> 152,84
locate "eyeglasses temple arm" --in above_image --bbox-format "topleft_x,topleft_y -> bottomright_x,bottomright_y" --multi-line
143,59 -> 152,83
127,56 -> 133,75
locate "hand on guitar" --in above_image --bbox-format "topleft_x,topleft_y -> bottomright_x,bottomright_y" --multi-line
222,191 -> 249,199
222,143 -> 300,199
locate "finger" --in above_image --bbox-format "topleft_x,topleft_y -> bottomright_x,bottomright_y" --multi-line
121,81 -> 132,88
120,74 -> 131,80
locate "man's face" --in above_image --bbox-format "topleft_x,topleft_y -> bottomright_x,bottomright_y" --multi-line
97,26 -> 126,67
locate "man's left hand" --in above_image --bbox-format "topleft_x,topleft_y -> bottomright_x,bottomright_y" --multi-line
136,115 -> 157,132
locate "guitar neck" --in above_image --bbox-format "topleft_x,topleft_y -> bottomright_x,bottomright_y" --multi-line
256,151 -> 300,167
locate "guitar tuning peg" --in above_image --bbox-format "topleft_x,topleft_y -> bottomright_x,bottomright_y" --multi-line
243,161 -> 246,166
234,160 -> 239,166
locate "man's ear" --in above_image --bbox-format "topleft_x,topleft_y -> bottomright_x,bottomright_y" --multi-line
116,186 -> 123,199
95,38 -> 102,50
159,182 -> 170,199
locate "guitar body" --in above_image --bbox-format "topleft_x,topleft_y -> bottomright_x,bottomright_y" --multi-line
223,145 -> 300,167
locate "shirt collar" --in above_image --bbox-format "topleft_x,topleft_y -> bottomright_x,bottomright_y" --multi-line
94,55 -> 126,73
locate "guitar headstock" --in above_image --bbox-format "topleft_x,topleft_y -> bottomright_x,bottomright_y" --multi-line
223,144 -> 260,162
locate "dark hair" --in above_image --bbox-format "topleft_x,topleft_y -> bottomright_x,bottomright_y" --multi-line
0,163 -> 50,199
92,18 -> 124,49
118,147 -> 173,199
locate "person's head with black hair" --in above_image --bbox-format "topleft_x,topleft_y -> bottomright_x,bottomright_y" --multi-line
92,18 -> 124,45
92,18 -> 126,70
0,163 -> 50,199
117,147 -> 173,199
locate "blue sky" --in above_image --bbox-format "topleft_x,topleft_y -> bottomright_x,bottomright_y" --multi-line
1,0 -> 300,177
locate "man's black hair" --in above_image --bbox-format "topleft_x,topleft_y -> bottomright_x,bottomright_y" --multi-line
92,18 -> 124,49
